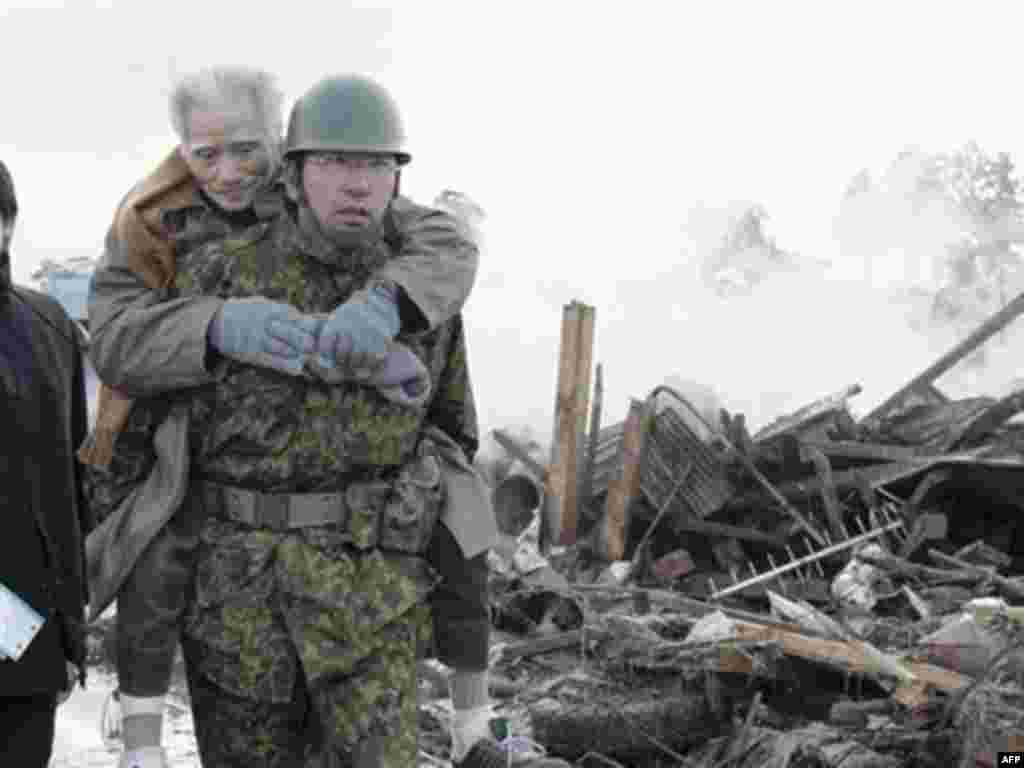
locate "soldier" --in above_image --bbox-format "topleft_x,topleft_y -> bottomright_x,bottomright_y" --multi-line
173,74 -> 566,767
83,67 -> 487,768
0,159 -> 91,767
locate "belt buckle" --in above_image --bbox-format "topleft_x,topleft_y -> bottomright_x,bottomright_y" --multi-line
255,494 -> 290,530
221,486 -> 254,526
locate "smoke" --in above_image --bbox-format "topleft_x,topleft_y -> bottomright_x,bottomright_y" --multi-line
830,148 -> 1024,401
684,202 -> 827,297
832,149 -> 968,293
655,154 -> 1024,435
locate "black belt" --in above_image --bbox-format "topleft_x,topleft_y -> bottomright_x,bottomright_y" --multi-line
200,465 -> 439,556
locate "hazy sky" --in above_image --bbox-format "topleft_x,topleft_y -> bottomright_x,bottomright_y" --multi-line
4,1 -> 1024,441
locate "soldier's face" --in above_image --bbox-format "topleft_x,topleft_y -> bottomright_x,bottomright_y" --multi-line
301,152 -> 397,236
179,107 -> 272,212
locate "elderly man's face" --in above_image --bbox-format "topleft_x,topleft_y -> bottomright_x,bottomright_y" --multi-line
301,153 -> 397,238
179,106 -> 272,212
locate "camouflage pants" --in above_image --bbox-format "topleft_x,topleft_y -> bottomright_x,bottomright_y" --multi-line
182,519 -> 436,767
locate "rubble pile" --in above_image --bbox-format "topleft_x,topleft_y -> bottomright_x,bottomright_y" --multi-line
414,297 -> 1024,767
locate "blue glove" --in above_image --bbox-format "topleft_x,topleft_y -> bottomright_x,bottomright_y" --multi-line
368,343 -> 432,407
370,344 -> 425,388
303,336 -> 432,407
208,298 -> 320,376
314,283 -> 401,374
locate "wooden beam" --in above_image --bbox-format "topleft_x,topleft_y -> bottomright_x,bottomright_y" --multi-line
597,398 -> 649,560
729,621 -> 970,709
542,301 -> 596,550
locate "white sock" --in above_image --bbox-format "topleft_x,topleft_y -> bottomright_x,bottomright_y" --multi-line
119,695 -> 165,752
451,704 -> 494,762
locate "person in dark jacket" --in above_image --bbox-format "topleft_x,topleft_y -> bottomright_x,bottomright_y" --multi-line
0,158 -> 92,767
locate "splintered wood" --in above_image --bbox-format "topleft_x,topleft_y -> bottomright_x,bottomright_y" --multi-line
542,301 -> 596,549
725,621 -> 972,708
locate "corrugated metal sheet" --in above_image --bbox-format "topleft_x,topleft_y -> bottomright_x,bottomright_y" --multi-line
643,406 -> 733,519
588,404 -> 733,521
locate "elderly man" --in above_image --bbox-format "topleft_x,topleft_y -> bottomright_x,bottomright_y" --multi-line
84,67 -> 488,768
0,159 -> 91,767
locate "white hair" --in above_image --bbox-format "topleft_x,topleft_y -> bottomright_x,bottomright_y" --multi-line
168,66 -> 284,145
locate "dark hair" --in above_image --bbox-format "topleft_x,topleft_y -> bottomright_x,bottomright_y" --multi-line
0,160 -> 17,221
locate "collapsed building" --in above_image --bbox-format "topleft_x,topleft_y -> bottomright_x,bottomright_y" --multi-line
445,295 -> 1024,768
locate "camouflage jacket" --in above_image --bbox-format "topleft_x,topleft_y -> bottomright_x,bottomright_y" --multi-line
176,212 -> 477,489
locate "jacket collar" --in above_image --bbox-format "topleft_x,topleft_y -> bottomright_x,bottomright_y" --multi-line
133,148 -> 282,228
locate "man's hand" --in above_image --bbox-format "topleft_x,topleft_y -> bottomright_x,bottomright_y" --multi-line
208,298 -> 321,376
314,283 -> 401,375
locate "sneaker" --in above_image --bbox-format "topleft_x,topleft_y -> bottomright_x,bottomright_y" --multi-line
456,737 -> 572,767
118,746 -> 169,768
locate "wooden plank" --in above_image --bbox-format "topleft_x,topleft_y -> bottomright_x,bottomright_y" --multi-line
541,302 -> 596,549
731,622 -> 970,709
892,662 -> 973,709
598,398 -> 649,560
863,289 -> 1024,425
542,303 -> 581,551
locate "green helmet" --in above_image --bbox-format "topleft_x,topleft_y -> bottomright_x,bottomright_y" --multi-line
284,74 -> 410,165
